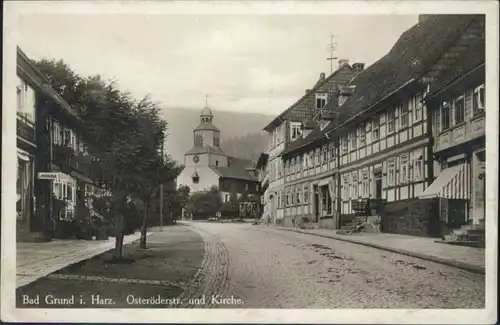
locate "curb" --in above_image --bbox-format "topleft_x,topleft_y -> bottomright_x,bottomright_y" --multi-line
276,227 -> 485,275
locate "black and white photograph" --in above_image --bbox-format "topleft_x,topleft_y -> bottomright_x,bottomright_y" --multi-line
1,1 -> 498,324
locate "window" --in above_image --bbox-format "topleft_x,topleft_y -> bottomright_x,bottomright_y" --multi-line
413,152 -> 424,181
400,101 -> 409,128
296,187 -> 301,205
362,171 -> 370,197
194,131 -> 203,146
309,152 -> 314,168
316,93 -> 328,110
225,194 -> 229,203
322,186 -> 332,214
284,161 -> 289,176
322,148 -> 328,163
315,149 -> 321,165
453,95 -> 465,124
296,156 -> 301,173
291,188 -> 295,206
340,136 -> 347,154
441,101 -> 451,130
350,130 -> 357,150
372,117 -> 380,140
359,124 -> 366,147
245,184 -> 249,191
215,160 -> 219,166
473,84 -> 485,115
351,172 -> 358,198
290,123 -> 302,141
435,107 -> 441,132
286,190 -> 290,207
342,175 -> 350,199
387,108 -> 396,134
414,94 -> 423,122
329,145 -> 335,161
387,158 -> 396,186
281,190 -> 285,208
277,192 -> 281,209
290,158 -> 295,174
400,154 -> 410,183
16,78 -> 35,123
303,185 -> 309,204
213,134 -> 220,147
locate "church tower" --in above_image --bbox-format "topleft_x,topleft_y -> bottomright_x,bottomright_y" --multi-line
184,99 -> 228,173
193,105 -> 220,149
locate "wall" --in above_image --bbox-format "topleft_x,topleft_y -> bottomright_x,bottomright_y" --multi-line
434,84 -> 485,153
176,165 -> 220,193
380,198 -> 441,237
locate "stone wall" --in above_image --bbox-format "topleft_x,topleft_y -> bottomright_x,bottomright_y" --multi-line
380,198 -> 441,237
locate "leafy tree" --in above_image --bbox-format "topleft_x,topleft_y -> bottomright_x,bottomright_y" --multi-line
186,186 -> 223,220
33,59 -> 184,260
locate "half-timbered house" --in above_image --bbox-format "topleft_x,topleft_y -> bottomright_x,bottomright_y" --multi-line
279,15 -> 481,237
419,15 -> 485,239
261,63 -> 357,225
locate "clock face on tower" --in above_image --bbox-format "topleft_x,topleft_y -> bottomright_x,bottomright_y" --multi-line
193,155 -> 200,163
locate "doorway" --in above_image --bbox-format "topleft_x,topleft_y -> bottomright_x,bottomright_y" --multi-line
374,171 -> 382,199
313,185 -> 319,223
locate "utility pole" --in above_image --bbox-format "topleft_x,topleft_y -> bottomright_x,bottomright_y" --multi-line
159,138 -> 164,231
326,34 -> 338,74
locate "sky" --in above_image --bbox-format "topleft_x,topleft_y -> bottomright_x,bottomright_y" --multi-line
18,14 -> 418,116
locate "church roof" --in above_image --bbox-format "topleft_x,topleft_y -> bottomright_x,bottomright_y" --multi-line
194,121 -> 220,131
200,106 -> 213,117
185,145 -> 226,156
210,166 -> 258,181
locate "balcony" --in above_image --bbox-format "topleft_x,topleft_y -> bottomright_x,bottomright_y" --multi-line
16,113 -> 35,144
52,144 -> 102,181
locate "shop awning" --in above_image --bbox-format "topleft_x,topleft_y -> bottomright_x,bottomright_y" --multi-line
420,163 -> 470,200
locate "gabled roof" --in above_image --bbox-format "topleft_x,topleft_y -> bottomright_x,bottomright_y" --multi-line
322,15 -> 479,133
228,156 -> 255,169
185,145 -> 226,156
194,121 -> 220,132
210,166 -> 258,181
263,64 -> 353,132
17,46 -> 80,119
282,15 -> 481,156
427,35 -> 485,98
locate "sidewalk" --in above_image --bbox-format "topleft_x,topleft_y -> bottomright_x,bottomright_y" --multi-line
276,227 -> 485,274
16,231 -> 150,288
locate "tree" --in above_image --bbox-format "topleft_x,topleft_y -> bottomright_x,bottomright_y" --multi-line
220,190 -> 239,219
33,59 -> 184,260
186,186 -> 223,220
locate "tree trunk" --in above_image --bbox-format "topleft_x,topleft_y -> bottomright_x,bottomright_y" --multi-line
140,201 -> 148,249
113,212 -> 125,260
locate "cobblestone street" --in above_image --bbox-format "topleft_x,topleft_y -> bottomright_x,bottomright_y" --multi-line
185,221 -> 485,309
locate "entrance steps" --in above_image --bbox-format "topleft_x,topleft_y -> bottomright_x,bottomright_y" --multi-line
438,221 -> 485,248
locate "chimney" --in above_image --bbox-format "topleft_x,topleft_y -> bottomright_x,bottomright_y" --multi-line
352,62 -> 365,73
305,89 -> 311,94
319,72 -> 326,81
418,15 -> 432,24
338,59 -> 349,67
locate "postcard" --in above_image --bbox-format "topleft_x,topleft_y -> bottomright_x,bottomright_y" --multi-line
1,1 -> 498,324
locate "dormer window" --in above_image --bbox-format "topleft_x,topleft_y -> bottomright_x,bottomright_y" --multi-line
290,122 -> 302,141
316,93 -> 328,110
319,120 -> 330,131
